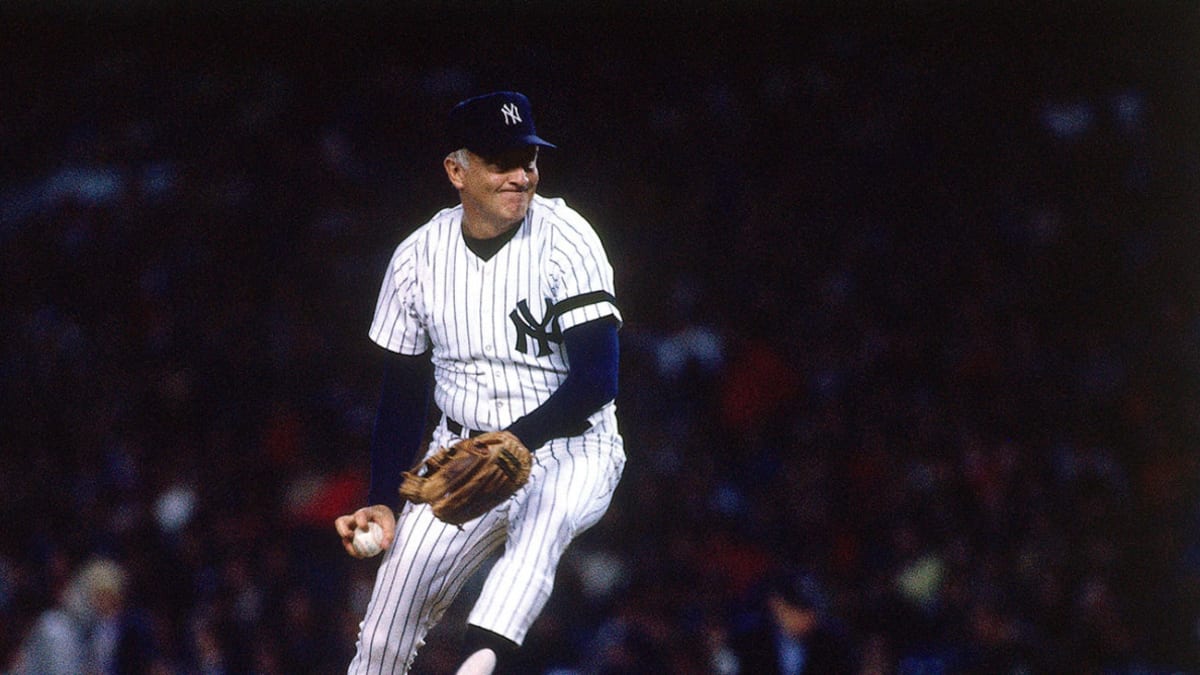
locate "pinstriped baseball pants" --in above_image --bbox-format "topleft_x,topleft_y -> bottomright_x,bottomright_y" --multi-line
347,434 -> 625,674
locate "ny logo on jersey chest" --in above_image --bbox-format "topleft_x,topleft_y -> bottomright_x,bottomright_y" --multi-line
509,298 -> 562,356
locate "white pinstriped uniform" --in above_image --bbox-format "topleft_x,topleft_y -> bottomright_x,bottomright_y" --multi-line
349,194 -> 626,673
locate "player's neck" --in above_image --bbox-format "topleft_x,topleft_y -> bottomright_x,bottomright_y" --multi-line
461,215 -> 522,241
463,221 -> 521,261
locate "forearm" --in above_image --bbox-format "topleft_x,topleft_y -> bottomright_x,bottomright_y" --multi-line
368,351 -> 433,507
506,318 -> 618,450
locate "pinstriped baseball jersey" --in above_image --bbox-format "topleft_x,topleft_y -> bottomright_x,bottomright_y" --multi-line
349,192 -> 626,672
368,193 -> 622,438
349,430 -> 625,672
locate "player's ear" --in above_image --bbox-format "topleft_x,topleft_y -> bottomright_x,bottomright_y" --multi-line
444,155 -> 466,189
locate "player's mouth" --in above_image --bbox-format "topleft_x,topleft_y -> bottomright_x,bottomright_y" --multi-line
499,188 -> 532,202
496,190 -> 531,213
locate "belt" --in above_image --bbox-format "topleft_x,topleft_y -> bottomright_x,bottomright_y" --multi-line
444,414 -> 593,439
445,417 -> 485,438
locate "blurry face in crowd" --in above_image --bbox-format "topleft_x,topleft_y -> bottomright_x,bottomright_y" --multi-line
93,586 -> 124,618
445,145 -> 539,238
768,594 -> 818,639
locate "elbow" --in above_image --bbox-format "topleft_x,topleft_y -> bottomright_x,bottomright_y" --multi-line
587,373 -> 618,408
600,378 -> 618,405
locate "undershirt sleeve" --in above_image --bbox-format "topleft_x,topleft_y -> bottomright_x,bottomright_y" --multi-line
367,350 -> 433,507
505,317 -> 619,450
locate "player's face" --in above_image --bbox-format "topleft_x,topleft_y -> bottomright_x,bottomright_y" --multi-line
446,146 -> 539,235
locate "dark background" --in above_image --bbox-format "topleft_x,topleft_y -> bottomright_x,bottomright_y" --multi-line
2,2 -> 1198,672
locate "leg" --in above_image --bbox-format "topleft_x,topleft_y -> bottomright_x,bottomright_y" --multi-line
348,502 -> 506,674
467,437 -> 625,645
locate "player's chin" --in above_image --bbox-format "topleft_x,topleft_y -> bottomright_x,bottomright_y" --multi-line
496,202 -> 530,224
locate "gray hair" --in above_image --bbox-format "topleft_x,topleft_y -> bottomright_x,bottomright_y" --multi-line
448,148 -> 471,169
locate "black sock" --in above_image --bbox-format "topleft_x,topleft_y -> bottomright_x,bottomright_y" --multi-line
463,624 -> 518,670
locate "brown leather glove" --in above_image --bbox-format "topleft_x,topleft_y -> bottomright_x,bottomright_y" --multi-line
398,431 -> 533,525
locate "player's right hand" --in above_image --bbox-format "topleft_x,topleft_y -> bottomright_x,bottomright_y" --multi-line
335,504 -> 397,558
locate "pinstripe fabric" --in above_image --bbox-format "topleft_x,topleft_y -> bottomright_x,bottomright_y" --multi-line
348,490 -> 509,674
467,434 -> 625,642
369,195 -> 621,436
352,195 -> 625,672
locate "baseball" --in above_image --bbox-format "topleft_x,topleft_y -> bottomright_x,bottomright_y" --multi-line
352,521 -> 384,558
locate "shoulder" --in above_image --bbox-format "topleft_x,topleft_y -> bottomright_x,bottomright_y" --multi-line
529,195 -> 608,252
389,205 -> 461,260
530,194 -> 593,232
401,205 -> 461,247
31,608 -> 78,641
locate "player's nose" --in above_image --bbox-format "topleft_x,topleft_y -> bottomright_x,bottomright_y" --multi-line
507,167 -> 531,189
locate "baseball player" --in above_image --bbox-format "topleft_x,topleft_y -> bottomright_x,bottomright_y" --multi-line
334,91 -> 625,675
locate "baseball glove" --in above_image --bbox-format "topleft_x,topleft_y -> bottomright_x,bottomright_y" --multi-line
398,431 -> 533,525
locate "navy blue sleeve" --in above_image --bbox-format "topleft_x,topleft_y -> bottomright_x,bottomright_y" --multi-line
505,318 -> 619,450
368,350 -> 433,507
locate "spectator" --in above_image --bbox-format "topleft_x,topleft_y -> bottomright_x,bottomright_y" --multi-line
725,571 -> 853,674
10,557 -> 160,675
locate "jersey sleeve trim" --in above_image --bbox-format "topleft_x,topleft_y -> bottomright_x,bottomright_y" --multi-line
554,290 -> 622,333
554,290 -> 616,316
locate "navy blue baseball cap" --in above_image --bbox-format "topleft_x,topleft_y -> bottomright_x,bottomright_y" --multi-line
448,91 -> 556,157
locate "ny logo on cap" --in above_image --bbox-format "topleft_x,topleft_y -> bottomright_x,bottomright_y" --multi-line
500,102 -> 522,126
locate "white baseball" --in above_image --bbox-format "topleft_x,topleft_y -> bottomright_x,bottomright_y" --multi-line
352,521 -> 384,558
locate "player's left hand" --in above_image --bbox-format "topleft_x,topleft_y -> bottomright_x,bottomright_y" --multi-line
398,431 -> 533,526
335,504 -> 397,558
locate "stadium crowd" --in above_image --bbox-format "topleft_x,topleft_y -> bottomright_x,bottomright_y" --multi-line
2,6 -> 1197,673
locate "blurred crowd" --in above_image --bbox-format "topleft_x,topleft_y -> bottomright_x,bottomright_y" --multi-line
2,5 -> 1198,674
